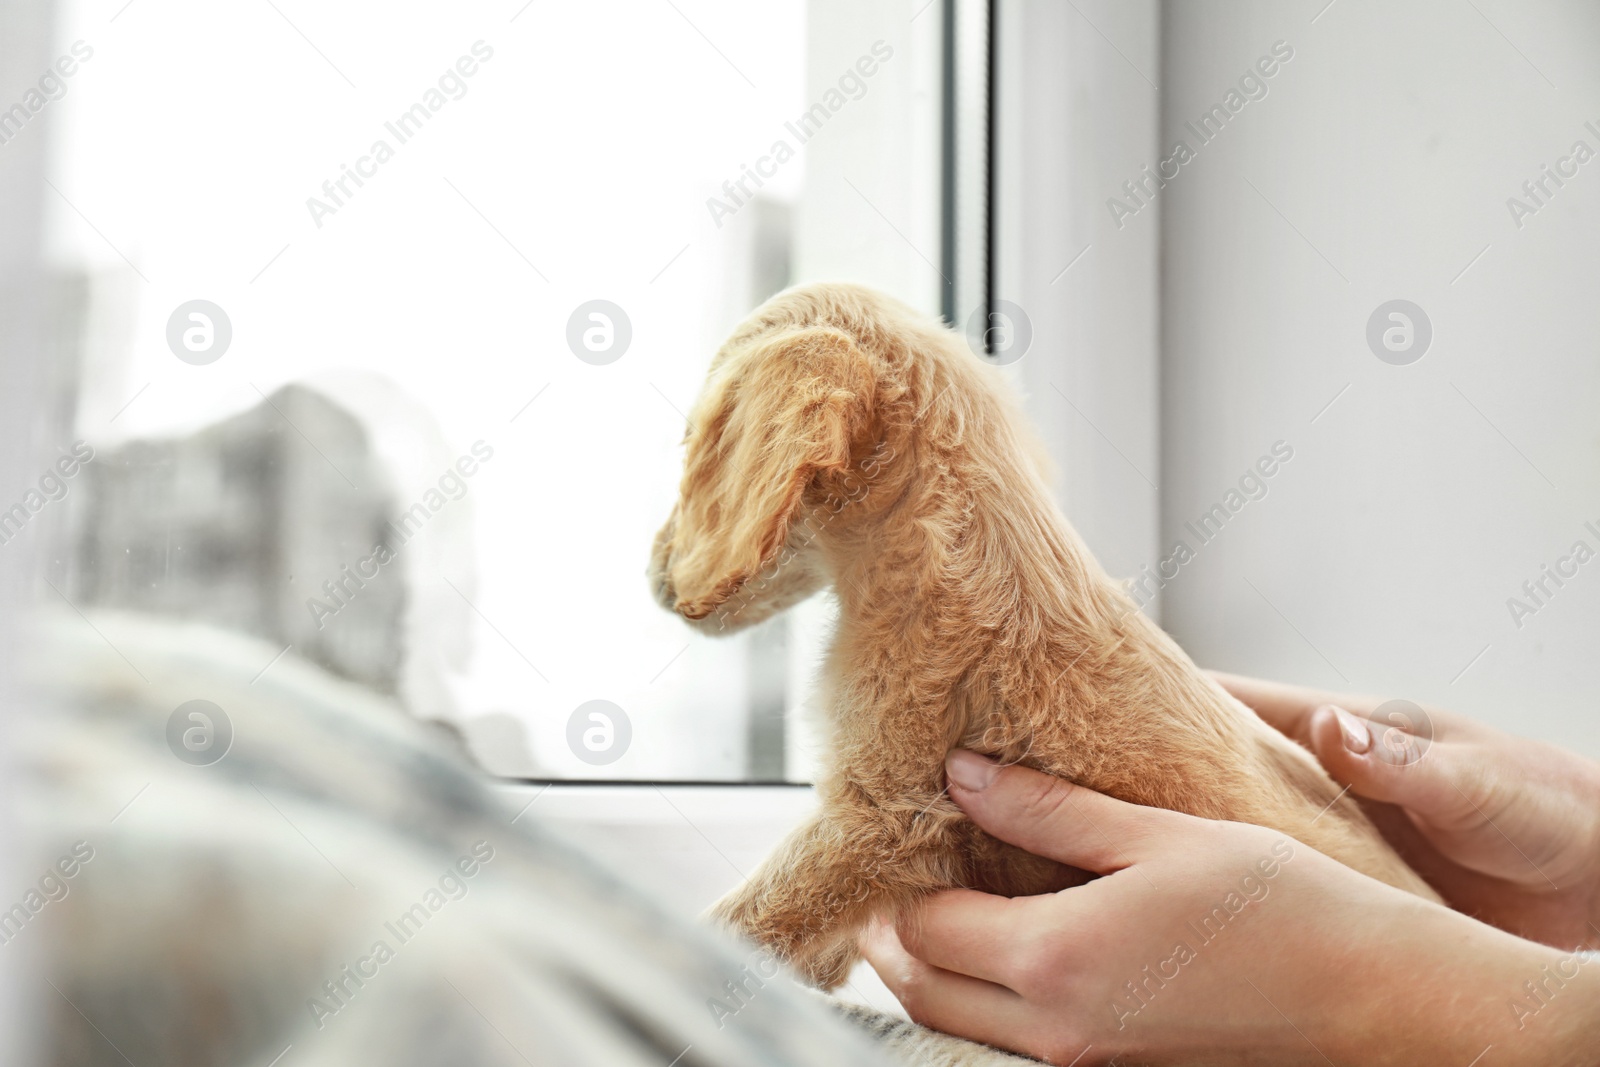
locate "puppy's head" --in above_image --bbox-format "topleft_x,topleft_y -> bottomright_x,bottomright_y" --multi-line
650,321 -> 879,633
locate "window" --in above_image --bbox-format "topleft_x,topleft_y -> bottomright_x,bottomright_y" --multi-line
40,0 -> 945,782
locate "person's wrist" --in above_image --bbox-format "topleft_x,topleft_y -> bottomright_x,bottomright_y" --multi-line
1496,943 -> 1600,1067
1562,749 -> 1600,939
1325,899 -> 1598,1065
1584,757 -> 1600,930
1431,923 -> 1600,1067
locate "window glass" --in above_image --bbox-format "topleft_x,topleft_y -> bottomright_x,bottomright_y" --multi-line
43,0 -> 938,781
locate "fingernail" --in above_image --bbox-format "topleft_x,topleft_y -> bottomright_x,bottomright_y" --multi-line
946,749 -> 999,791
1330,706 -> 1372,755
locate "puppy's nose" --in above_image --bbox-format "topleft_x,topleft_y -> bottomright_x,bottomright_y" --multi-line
677,600 -> 712,622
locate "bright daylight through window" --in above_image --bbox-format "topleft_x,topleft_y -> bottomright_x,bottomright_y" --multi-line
41,0 -> 940,782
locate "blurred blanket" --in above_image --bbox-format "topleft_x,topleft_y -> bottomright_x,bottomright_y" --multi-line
11,611 -> 1031,1066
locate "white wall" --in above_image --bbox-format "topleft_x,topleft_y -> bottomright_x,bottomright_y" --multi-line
1159,0 -> 1600,757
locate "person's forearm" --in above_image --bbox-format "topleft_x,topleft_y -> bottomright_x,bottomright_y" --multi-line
1318,901 -> 1600,1065
1508,947 -> 1600,1067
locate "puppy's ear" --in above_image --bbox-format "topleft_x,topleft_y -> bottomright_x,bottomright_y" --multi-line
668,327 -> 874,620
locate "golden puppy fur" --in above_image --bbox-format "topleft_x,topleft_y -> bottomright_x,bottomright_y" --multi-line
650,282 -> 1437,989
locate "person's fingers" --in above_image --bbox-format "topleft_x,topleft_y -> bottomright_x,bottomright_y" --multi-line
944,750 -> 1178,872
860,919 -> 1035,1052
1207,671 -> 1472,748
1307,705 -> 1483,829
1205,670 -> 1386,744
893,889 -> 1056,987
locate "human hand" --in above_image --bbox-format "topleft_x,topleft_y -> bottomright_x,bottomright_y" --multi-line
1210,671 -> 1600,951
861,751 -> 1599,1066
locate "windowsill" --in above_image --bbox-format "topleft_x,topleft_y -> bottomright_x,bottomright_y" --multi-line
490,781 -> 820,922
489,780 -> 904,1017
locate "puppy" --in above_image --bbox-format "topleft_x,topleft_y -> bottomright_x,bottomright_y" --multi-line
650,282 -> 1437,990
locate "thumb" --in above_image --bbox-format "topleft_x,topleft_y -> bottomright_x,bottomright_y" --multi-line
1308,705 -> 1480,828
944,750 -> 1179,874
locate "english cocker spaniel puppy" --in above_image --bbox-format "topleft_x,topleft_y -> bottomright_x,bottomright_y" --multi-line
651,282 -> 1434,989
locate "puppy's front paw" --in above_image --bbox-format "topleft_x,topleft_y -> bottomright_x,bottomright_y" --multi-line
709,888 -> 858,991
708,886 -> 801,960
789,935 -> 859,991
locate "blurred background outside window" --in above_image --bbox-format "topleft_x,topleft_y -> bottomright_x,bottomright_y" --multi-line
35,0 -> 943,783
